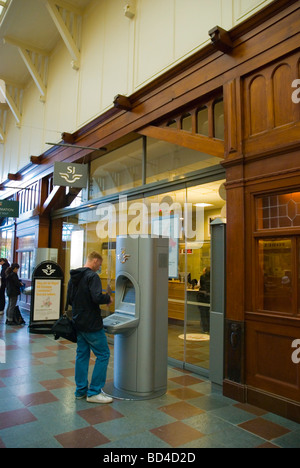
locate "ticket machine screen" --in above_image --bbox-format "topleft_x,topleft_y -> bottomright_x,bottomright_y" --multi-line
122,284 -> 135,304
103,277 -> 138,334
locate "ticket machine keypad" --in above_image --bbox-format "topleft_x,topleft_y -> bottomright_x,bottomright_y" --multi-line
103,313 -> 139,334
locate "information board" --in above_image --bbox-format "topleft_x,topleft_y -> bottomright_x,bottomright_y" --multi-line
151,215 -> 179,279
29,261 -> 64,334
0,200 -> 19,218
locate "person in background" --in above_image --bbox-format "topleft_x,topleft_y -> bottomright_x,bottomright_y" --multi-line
0,258 -> 10,316
66,251 -> 113,404
198,266 -> 211,334
5,263 -> 23,325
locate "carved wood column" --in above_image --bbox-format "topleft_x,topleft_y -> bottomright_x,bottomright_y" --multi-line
222,78 -> 246,402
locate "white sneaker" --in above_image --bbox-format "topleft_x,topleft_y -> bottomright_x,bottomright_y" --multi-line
86,393 -> 113,404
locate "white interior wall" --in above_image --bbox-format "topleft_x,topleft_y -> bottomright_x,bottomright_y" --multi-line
0,0 -> 274,182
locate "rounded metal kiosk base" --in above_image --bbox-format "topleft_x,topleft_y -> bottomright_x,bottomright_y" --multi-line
103,382 -> 167,401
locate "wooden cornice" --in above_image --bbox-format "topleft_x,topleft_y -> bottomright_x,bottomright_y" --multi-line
209,26 -> 234,54
61,132 -> 76,144
113,94 -> 132,111
30,155 -> 43,165
8,173 -> 22,181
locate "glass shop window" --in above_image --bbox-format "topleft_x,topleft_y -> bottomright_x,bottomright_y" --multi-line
0,227 -> 13,262
214,99 -> 224,140
197,107 -> 209,136
89,138 -> 143,199
146,138 -> 221,184
256,191 -> 300,230
181,113 -> 192,132
17,236 -> 35,280
256,191 -> 300,316
257,238 -> 294,315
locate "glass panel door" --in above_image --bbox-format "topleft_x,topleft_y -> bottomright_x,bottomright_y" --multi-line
144,190 -> 185,363
185,181 -> 226,369
0,227 -> 13,262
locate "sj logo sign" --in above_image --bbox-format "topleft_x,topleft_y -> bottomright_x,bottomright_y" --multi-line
53,162 -> 88,188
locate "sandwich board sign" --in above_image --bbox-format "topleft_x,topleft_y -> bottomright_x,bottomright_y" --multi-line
29,261 -> 64,334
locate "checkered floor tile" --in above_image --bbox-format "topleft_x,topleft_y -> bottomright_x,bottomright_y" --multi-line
0,311 -> 299,448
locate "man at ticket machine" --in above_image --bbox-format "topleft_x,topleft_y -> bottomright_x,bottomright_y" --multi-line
67,251 -> 113,404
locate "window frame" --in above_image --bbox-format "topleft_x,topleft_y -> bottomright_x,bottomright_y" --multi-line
253,190 -> 300,318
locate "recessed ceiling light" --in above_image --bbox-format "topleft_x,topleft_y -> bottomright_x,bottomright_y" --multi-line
194,203 -> 213,207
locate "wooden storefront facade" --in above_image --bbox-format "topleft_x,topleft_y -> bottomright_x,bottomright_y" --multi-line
1,0 -> 300,421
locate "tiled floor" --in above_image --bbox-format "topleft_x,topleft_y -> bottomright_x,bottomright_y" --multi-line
168,321 -> 210,369
0,310 -> 300,449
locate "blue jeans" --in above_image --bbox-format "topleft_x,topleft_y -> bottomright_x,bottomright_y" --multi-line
75,329 -> 110,397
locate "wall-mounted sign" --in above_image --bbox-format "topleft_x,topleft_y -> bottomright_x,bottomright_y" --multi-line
53,162 -> 88,188
152,215 -> 180,279
0,200 -> 19,218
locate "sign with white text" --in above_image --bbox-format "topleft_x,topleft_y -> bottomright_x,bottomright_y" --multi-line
53,162 -> 88,188
0,200 -> 19,218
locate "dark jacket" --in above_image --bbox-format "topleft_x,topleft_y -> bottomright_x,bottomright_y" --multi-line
0,262 -> 9,289
66,267 -> 111,332
6,272 -> 22,297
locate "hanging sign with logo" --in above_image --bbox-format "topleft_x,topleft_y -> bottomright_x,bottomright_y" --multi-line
53,162 -> 88,188
0,200 -> 19,218
29,261 -> 64,334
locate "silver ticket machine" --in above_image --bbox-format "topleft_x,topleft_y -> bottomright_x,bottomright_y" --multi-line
103,235 -> 169,400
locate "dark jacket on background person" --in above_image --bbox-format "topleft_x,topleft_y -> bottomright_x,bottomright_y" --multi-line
1,261 -> 9,288
66,267 -> 111,333
5,271 -> 22,297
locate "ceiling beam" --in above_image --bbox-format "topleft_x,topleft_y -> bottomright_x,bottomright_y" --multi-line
0,123 -> 5,143
0,104 -> 7,142
51,0 -> 83,16
0,80 -> 22,126
4,36 -> 48,102
137,125 -> 225,159
46,0 -> 81,70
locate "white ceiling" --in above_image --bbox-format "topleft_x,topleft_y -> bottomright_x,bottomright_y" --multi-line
0,0 -> 91,85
